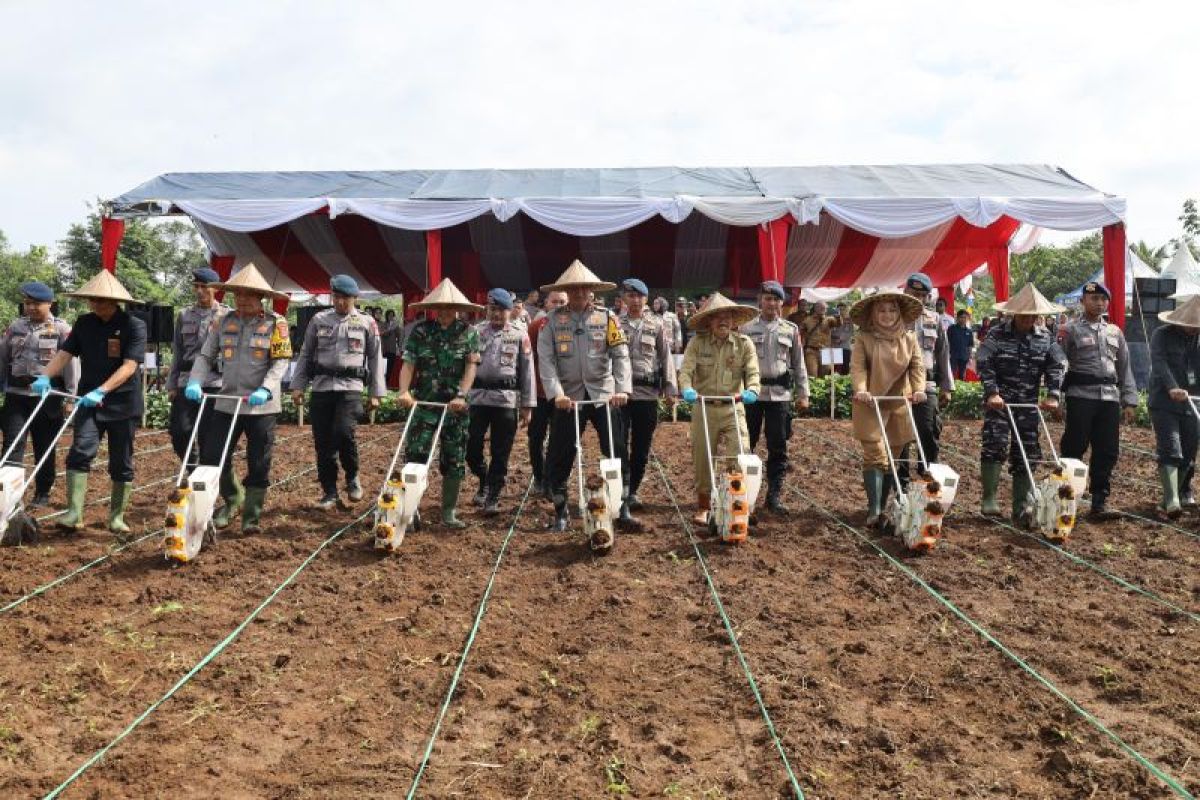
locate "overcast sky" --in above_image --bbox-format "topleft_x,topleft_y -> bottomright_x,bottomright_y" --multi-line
0,0 -> 1195,254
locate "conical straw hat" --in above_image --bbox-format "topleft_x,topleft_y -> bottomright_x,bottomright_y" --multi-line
848,289 -> 923,327
686,292 -> 758,331
408,278 -> 484,312
210,262 -> 288,301
1159,295 -> 1200,327
993,283 -> 1064,315
540,259 -> 618,293
66,270 -> 139,303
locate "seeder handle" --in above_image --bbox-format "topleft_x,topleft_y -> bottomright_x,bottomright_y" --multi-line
16,397 -> 83,499
375,401 -> 449,505
869,396 -> 906,502
1004,404 -> 1043,502
0,389 -> 75,469
175,393 -> 252,486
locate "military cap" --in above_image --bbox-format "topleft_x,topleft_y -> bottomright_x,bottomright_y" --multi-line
487,287 -> 514,309
1081,281 -> 1111,299
906,273 -> 933,293
620,278 -> 649,297
19,281 -> 54,302
191,267 -> 220,284
329,274 -> 361,297
760,280 -> 786,300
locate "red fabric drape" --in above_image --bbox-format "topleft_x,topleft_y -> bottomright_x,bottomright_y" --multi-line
628,215 -> 678,289
936,285 -> 955,313
441,223 -> 487,302
724,225 -> 759,296
273,295 -> 290,316
1103,223 -> 1127,329
331,216 -> 422,295
248,226 -> 328,293
426,229 -> 442,288
988,246 -> 1010,302
101,217 -> 125,273
755,217 -> 791,283
210,254 -> 235,303
818,227 -> 879,287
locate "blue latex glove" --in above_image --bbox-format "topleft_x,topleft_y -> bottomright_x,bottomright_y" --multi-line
79,388 -> 106,408
248,387 -> 271,407
741,389 -> 758,405
31,375 -> 51,396
681,387 -> 698,403
184,381 -> 203,402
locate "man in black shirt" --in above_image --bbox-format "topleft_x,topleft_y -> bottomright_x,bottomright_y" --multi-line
36,271 -> 146,535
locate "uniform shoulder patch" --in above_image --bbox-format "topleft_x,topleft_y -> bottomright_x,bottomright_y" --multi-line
605,314 -> 627,347
269,318 -> 292,359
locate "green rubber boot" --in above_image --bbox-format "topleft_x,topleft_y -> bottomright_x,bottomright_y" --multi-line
1011,471 -> 1034,526
107,481 -> 133,537
980,461 -> 1003,516
441,475 -> 467,529
863,469 -> 884,527
242,487 -> 267,535
213,470 -> 244,530
1159,465 -> 1182,518
56,470 -> 89,532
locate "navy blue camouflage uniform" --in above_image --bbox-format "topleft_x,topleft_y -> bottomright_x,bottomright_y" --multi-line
975,319 -> 1066,473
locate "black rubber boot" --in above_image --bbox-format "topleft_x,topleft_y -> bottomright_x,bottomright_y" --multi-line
547,497 -> 569,532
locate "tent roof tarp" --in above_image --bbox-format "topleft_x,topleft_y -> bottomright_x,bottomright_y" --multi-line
106,164 -> 1125,297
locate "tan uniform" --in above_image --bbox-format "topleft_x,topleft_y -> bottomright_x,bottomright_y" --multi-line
801,312 -> 838,378
678,332 -> 761,496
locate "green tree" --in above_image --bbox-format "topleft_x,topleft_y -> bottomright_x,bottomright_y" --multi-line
57,205 -> 205,309
0,230 -> 61,329
1009,232 -> 1103,302
1130,239 -> 1168,271
1181,199 -> 1199,244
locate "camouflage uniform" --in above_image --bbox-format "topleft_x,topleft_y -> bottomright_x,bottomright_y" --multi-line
402,319 -> 481,478
975,319 -> 1066,473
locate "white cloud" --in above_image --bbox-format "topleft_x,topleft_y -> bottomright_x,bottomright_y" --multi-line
0,0 -> 1196,252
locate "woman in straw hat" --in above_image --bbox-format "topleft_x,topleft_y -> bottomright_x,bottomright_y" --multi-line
397,278 -> 483,529
1148,295 -> 1200,518
848,290 -> 925,526
677,292 -> 761,526
975,284 -> 1067,521
537,260 -> 637,533
34,270 -> 147,536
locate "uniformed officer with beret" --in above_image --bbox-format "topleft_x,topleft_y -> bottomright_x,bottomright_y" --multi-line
291,274 -> 387,510
467,288 -> 536,514
0,281 -> 78,506
617,278 -> 677,509
1059,281 -> 1137,518
900,272 -> 954,489
741,280 -> 808,513
186,263 -> 292,534
167,267 -> 231,465
36,271 -> 146,535
538,260 -> 635,532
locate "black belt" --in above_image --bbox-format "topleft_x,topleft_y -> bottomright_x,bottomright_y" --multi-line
314,365 -> 368,380
473,378 -> 518,391
632,375 -> 662,388
7,375 -> 63,389
1063,372 -> 1117,388
761,372 -> 792,388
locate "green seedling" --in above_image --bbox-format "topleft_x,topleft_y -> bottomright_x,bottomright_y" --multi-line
605,755 -> 631,795
152,601 -> 184,616
579,714 -> 601,739
539,669 -> 558,689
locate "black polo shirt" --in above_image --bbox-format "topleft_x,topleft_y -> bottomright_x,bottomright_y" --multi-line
62,308 -> 147,420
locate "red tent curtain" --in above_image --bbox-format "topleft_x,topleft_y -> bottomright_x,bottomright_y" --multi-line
988,247 -> 1010,302
1102,223 -> 1127,329
426,229 -> 442,287
756,217 -> 792,283
101,217 -> 125,273
936,285 -> 955,313
210,254 -> 235,303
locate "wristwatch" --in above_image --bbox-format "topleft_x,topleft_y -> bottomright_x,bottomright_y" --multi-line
455,389 -> 467,399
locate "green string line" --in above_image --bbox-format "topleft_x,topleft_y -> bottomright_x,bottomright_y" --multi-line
405,476 -> 534,799
3,431 -> 393,616
651,456 -> 806,799
803,428 -> 1200,623
791,486 -> 1196,800
42,506 -> 375,800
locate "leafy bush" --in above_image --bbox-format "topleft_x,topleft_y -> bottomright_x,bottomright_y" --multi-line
144,389 -> 171,429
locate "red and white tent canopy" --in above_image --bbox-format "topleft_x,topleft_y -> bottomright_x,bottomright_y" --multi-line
105,164 -> 1129,323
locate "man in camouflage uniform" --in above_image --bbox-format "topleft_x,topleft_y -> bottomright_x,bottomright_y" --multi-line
792,300 -> 838,378
397,279 -> 482,529
975,284 -> 1067,520
538,260 -> 634,532
167,267 -> 231,464
290,274 -> 387,510
899,273 -> 954,488
186,264 -> 292,534
618,279 -> 677,509
467,288 -> 535,514
679,293 -> 761,525
0,281 -> 77,506
741,281 -> 808,513
1058,281 -> 1138,518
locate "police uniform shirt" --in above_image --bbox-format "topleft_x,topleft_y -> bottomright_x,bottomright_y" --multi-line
911,307 -> 955,394
537,305 -> 632,401
619,308 -> 677,402
168,303 -> 230,389
0,315 -> 78,396
469,321 -> 536,410
1061,318 -> 1138,406
290,308 -> 386,396
189,310 -> 291,415
741,315 -> 808,403
61,309 -> 147,417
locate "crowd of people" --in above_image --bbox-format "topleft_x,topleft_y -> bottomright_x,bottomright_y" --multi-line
1,259 -> 1190,546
